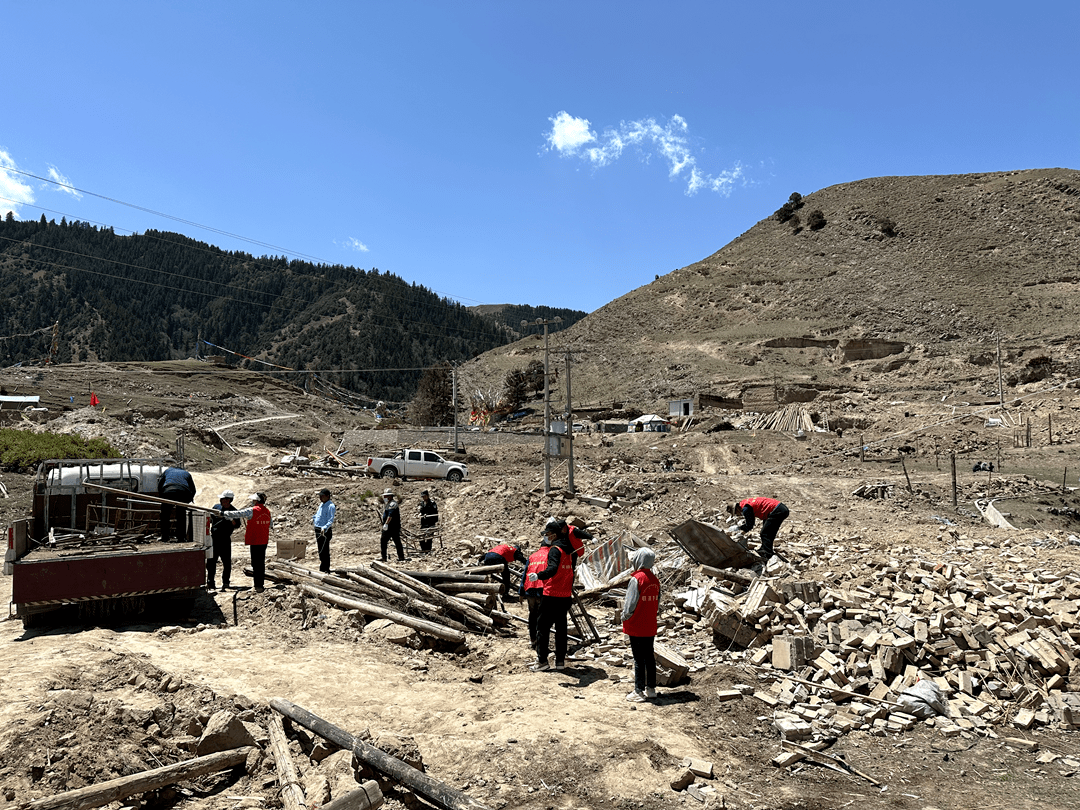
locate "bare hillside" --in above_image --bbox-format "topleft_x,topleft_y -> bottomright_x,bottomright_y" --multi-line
464,168 -> 1080,410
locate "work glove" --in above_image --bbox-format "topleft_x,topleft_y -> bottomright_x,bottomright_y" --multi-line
527,573 -> 539,583
382,524 -> 389,532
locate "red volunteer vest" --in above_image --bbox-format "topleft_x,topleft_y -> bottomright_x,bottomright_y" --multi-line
543,547 -> 574,597
525,547 -> 550,593
622,569 -> 660,637
740,497 -> 780,520
245,504 -> 271,546
491,543 -> 516,562
567,527 -> 587,560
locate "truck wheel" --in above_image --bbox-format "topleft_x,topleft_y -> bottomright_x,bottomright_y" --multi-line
381,467 -> 398,479
447,469 -> 463,482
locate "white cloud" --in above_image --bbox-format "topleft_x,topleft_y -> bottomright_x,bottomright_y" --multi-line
0,149 -> 36,218
47,165 -> 82,199
545,111 -> 596,154
543,111 -> 746,196
344,237 -> 369,252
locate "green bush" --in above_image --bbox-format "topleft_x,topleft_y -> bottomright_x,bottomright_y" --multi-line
807,209 -> 827,230
774,202 -> 797,223
0,428 -> 121,472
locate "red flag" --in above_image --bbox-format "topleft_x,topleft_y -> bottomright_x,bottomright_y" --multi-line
90,392 -> 100,407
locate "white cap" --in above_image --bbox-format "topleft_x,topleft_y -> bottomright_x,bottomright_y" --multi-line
249,493 -> 260,501
220,490 -> 235,500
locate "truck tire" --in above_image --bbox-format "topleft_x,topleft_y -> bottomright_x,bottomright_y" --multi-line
447,469 -> 463,482
381,467 -> 398,479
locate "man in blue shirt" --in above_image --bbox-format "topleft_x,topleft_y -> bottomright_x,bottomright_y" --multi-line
312,487 -> 336,573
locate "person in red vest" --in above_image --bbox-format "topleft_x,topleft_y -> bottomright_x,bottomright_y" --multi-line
527,520 -> 578,671
545,518 -> 593,566
478,542 -> 526,598
520,535 -> 552,648
222,492 -> 273,592
731,496 -> 790,560
622,547 -> 661,702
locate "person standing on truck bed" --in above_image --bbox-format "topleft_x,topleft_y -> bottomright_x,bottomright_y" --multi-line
221,493 -> 272,592
207,490 -> 240,590
157,467 -> 197,543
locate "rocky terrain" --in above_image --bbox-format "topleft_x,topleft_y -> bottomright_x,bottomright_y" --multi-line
1,357 -> 1079,810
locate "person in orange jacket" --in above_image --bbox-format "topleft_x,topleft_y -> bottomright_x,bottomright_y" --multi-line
622,547 -> 660,702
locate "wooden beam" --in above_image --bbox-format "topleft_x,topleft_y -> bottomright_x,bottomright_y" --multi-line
11,747 -> 252,810
267,713 -> 308,810
270,700 -> 492,810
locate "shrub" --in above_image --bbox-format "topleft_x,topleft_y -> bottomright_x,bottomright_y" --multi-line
774,202 -> 797,223
789,192 -> 803,206
807,209 -> 826,230
877,215 -> 897,237
0,428 -> 121,472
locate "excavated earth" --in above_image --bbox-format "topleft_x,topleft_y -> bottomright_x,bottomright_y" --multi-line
1,360 -> 1079,810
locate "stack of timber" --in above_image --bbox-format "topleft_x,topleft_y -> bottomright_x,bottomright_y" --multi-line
264,560 -> 508,643
746,403 -> 814,433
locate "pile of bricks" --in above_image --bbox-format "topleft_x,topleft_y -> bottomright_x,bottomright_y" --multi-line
687,541 -> 1080,741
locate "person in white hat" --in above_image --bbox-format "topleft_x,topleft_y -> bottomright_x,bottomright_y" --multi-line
379,488 -> 405,562
206,490 -> 240,590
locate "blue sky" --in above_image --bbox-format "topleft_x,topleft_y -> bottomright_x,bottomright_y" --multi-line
2,2 -> 1078,314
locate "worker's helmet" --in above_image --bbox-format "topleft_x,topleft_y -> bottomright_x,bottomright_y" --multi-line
220,489 -> 234,500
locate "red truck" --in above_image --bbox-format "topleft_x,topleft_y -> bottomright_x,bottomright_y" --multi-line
4,458 -> 209,627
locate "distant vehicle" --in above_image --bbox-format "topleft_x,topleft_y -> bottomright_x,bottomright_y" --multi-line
572,422 -> 587,432
4,458 -> 208,628
365,449 -> 468,482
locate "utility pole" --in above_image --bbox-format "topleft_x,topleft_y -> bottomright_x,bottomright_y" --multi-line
997,337 -> 1004,407
522,316 -> 562,494
452,365 -> 458,453
565,351 -> 575,493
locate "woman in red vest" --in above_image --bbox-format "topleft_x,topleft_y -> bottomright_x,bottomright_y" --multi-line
622,547 -> 660,702
528,520 -> 576,671
520,536 -> 552,648
222,493 -> 273,592
731,497 -> 789,560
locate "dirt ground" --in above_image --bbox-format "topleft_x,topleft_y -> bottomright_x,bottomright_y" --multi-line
2,361 -> 1080,810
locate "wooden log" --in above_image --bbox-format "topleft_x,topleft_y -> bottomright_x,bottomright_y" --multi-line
343,571 -> 423,605
578,569 -> 633,601
322,782 -> 384,810
371,561 -> 493,631
80,482 -> 223,516
355,565 -> 430,601
434,582 -> 502,595
301,584 -> 466,643
270,700 -> 492,810
11,747 -> 253,810
400,570 -> 488,583
267,713 -> 308,810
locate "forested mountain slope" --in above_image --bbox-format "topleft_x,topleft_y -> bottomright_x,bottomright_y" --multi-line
0,217 -> 582,401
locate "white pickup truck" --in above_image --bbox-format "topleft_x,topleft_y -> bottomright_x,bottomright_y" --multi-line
365,449 -> 468,482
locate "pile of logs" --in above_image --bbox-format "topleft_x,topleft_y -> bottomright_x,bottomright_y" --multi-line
264,560 -> 514,643
746,404 -> 814,433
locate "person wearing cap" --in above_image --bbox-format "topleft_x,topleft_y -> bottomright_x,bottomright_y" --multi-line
622,547 -> 661,702
157,466 -> 196,543
527,519 -> 578,671
379,488 -> 405,562
221,493 -> 273,592
417,490 -> 438,553
312,488 -> 336,573
544,518 -> 593,568
207,490 -> 240,590
730,497 -> 789,560
478,542 -> 527,598
520,534 -> 552,648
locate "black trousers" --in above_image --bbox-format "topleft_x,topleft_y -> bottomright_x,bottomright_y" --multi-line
249,544 -> 267,590
535,595 -> 572,665
525,591 -> 544,645
759,503 -> 790,557
482,552 -> 511,595
159,494 -> 191,543
206,532 -> 233,587
381,529 -> 404,561
315,527 -> 332,572
629,635 -> 657,692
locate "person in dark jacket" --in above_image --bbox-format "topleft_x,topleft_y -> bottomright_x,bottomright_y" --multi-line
207,489 -> 240,590
527,519 -> 579,671
158,467 -> 196,543
544,517 -> 593,567
731,496 -> 789,560
417,490 -> 438,552
379,488 -> 405,562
